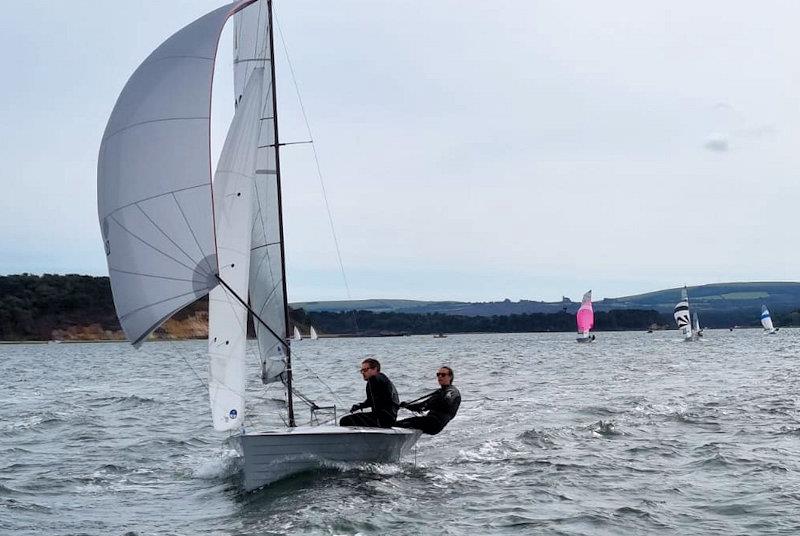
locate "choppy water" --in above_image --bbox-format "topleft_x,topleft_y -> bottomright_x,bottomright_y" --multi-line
2,330 -> 800,535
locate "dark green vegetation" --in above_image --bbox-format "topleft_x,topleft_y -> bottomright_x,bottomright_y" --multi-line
1,275 -> 799,340
292,308 -> 666,337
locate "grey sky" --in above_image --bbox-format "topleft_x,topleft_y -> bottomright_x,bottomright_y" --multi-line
1,1 -> 798,302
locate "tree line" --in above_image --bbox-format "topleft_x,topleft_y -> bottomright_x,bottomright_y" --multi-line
1,274 -> 798,341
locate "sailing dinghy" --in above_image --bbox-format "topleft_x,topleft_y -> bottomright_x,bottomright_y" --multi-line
761,305 -> 779,334
97,0 -> 420,492
309,326 -> 319,340
692,312 -> 703,338
673,287 -> 694,341
576,290 -> 595,343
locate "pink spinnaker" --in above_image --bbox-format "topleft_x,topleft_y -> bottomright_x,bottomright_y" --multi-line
576,290 -> 594,334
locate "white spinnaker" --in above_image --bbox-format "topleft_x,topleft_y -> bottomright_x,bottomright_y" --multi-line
208,70 -> 263,432
97,1 -> 256,346
234,4 -> 289,384
761,305 -> 774,331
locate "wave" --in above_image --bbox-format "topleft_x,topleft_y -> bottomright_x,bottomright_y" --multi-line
518,428 -> 557,449
0,497 -> 51,513
90,394 -> 159,408
190,447 -> 241,480
0,412 -> 66,435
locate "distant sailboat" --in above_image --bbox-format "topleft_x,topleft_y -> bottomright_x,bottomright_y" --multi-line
692,312 -> 703,338
674,287 -> 693,341
576,290 -> 595,343
309,326 -> 318,340
761,305 -> 779,334
293,326 -> 302,341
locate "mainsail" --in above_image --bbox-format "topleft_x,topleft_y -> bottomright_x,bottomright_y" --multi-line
234,3 -> 289,386
576,290 -> 594,336
97,1 -> 256,347
673,287 -> 691,338
310,326 -> 319,340
761,305 -> 775,332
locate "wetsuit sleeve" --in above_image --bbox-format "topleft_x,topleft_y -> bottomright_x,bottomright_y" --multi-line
405,393 -> 434,413
443,386 -> 461,418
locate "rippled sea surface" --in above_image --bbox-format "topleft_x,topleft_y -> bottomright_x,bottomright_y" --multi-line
3,330 -> 800,535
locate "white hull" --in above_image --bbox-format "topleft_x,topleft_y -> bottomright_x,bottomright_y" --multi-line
576,334 -> 594,343
239,425 -> 422,491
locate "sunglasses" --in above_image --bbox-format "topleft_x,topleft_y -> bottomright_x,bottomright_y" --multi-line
360,367 -> 373,373
436,372 -> 450,377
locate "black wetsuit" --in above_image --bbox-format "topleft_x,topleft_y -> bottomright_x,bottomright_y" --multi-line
340,372 -> 399,428
395,385 -> 461,435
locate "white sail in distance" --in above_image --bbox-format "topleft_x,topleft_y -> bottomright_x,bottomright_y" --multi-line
234,3 -> 289,385
761,305 -> 776,333
310,326 -> 318,340
293,326 -> 302,341
207,69 -> 263,431
97,1 -> 256,347
673,287 -> 692,340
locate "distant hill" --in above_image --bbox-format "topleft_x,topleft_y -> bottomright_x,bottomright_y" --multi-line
294,282 -> 800,321
1,275 -> 799,340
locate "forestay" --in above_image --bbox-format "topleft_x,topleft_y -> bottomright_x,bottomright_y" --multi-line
97,1 -> 257,346
207,70 -> 264,431
234,3 -> 289,385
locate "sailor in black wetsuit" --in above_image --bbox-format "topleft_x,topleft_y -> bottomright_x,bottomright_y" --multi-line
340,358 -> 399,428
396,366 -> 461,435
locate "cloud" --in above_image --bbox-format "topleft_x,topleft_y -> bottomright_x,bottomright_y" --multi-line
704,134 -> 729,152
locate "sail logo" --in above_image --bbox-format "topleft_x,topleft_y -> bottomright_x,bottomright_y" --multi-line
229,409 -> 238,420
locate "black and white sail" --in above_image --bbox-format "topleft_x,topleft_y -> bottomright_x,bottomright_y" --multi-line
673,286 -> 692,341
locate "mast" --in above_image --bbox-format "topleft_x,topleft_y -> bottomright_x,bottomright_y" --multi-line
267,0 -> 295,427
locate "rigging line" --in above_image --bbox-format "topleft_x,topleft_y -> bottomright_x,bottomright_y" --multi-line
274,15 -> 353,302
291,352 -> 345,407
215,274 -> 289,352
257,140 -> 312,148
251,241 -> 280,251
180,352 -> 208,389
